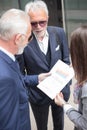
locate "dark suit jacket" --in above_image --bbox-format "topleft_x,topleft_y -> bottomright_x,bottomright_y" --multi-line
0,50 -> 38,130
17,26 -> 71,105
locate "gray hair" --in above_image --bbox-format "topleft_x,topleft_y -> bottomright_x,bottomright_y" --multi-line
0,9 -> 30,41
25,0 -> 49,16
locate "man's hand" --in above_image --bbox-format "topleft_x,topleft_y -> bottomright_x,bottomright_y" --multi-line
38,72 -> 51,83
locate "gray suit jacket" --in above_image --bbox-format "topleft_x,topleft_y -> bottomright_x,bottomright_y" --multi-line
66,83 -> 87,130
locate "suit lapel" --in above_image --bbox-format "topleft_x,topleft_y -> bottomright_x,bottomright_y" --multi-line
30,28 -> 58,68
48,29 -> 57,68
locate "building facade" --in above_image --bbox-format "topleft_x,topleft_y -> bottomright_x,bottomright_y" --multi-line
0,0 -> 87,45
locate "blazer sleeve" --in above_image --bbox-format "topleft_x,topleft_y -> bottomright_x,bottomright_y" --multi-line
66,97 -> 87,130
23,74 -> 38,87
0,77 -> 19,130
55,27 -> 70,65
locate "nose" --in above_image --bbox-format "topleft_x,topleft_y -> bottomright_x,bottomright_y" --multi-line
35,23 -> 41,28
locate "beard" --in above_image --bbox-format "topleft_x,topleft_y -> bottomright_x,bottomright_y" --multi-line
17,45 -> 27,55
17,47 -> 24,55
33,28 -> 46,39
16,40 -> 27,55
34,31 -> 44,37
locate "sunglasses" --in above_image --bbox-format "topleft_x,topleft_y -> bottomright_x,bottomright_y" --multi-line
28,34 -> 33,42
31,21 -> 47,27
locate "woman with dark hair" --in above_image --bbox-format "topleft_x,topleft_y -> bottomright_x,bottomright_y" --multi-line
54,25 -> 87,130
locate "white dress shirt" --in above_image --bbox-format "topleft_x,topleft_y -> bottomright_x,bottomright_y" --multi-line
36,31 -> 49,55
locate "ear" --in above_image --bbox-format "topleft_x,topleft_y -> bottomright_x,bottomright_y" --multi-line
15,34 -> 26,45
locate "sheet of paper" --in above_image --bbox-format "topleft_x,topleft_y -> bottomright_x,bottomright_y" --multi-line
37,60 -> 74,99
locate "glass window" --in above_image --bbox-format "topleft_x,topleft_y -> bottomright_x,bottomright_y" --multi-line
63,0 -> 87,46
0,0 -> 19,17
18,0 -> 32,10
0,0 -> 32,17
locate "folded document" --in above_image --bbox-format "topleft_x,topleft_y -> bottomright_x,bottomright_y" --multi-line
37,60 -> 74,99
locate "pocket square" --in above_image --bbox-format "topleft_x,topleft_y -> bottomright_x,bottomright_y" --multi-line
55,45 -> 60,51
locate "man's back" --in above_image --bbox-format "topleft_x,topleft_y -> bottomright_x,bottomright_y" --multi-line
0,51 -> 31,130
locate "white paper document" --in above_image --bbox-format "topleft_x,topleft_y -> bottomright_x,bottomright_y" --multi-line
37,60 -> 74,99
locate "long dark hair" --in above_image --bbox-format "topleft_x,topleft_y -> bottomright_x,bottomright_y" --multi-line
70,25 -> 87,85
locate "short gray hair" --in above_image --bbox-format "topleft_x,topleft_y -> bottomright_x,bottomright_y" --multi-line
0,9 -> 30,41
25,0 -> 49,16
